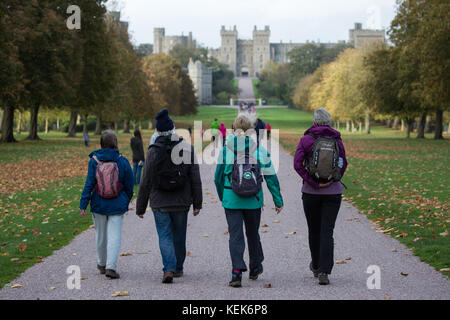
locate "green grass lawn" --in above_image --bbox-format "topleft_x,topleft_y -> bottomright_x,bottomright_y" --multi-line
0,106 -> 448,288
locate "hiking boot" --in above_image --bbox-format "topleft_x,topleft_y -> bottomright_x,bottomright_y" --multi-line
229,270 -> 242,288
97,265 -> 106,275
162,271 -> 174,284
249,265 -> 263,280
173,271 -> 184,278
318,273 -> 330,285
105,269 -> 120,279
309,262 -> 319,278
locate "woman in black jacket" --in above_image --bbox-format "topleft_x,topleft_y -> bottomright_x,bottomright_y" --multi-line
130,130 -> 145,185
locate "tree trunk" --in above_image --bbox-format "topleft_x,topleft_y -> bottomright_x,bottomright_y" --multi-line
416,111 -> 426,139
26,103 -> 41,140
365,113 -> 371,134
434,109 -> 444,140
138,120 -> 142,131
123,119 -> 130,133
424,115 -> 432,133
386,119 -> 392,128
401,119 -> 405,132
83,114 -> 88,134
16,111 -> 22,134
95,116 -> 102,135
392,117 -> 400,130
114,121 -> 119,133
56,118 -> 60,131
406,120 -> 414,138
148,119 -> 153,130
337,120 -> 340,130
67,111 -> 78,137
359,121 -> 362,134
132,120 -> 136,130
45,117 -> 49,134
1,104 -> 16,143
346,120 -> 350,132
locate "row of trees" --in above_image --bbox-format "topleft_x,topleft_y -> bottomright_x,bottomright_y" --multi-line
256,43 -> 352,105
0,1 -> 198,143
292,0 -> 449,139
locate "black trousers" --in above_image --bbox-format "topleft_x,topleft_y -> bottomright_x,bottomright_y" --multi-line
302,193 -> 342,274
225,208 -> 264,272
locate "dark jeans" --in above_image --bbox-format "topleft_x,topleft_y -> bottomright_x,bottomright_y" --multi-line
302,193 -> 342,274
153,210 -> 188,273
225,208 -> 264,272
133,162 -> 142,185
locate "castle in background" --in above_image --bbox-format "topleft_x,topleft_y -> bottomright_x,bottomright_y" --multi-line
153,28 -> 197,55
208,23 -> 385,77
188,58 -> 212,105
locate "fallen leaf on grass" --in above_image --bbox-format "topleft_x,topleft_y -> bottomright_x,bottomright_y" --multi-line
439,230 -> 448,237
111,291 -> 129,297
439,268 -> 450,272
0,252 -> 9,256
345,257 -> 352,261
10,258 -> 19,262
49,287 -> 56,290
400,272 -> 408,277
19,243 -> 27,252
120,252 -> 132,257
392,248 -> 398,252
272,220 -> 280,223
10,284 -> 23,288
186,251 -> 191,257
203,234 -> 209,238
263,283 -> 272,288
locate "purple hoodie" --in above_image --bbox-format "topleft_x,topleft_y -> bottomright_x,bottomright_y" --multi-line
293,125 -> 348,195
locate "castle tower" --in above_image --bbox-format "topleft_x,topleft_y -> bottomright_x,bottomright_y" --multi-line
349,22 -> 385,49
220,26 -> 238,75
153,28 -> 165,54
252,26 -> 271,76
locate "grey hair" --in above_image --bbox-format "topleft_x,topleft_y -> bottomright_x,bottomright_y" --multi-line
313,108 -> 332,126
100,130 -> 118,149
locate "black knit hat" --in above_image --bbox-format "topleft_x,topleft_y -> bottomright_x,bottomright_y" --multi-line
155,109 -> 174,132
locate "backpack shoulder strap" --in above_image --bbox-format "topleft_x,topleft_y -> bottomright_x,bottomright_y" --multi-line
92,155 -> 101,164
308,132 -> 318,139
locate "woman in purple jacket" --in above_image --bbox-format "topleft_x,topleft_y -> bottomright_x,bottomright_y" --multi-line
293,108 -> 347,285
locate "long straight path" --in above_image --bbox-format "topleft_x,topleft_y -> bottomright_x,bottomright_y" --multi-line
0,141 -> 448,300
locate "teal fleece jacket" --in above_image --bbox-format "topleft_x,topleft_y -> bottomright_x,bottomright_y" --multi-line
214,135 -> 284,209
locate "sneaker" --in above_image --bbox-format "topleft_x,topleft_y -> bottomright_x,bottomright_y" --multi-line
229,270 -> 242,288
162,271 -> 174,284
249,265 -> 263,280
318,273 -> 330,285
309,262 -> 319,278
105,269 -> 120,279
97,265 -> 106,275
173,271 -> 184,278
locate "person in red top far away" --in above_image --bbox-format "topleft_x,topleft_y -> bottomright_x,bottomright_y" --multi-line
265,123 -> 271,139
293,108 -> 347,286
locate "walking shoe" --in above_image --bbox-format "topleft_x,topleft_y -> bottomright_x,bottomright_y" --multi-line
173,271 -> 184,278
97,265 -> 106,275
249,265 -> 263,280
318,273 -> 330,285
162,271 -> 174,284
309,262 -> 319,278
229,270 -> 242,288
105,269 -> 120,279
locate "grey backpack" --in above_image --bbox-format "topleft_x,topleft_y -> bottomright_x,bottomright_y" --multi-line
307,133 -> 341,183
226,136 -> 263,198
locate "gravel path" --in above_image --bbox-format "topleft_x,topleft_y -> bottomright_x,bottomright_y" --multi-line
0,141 -> 448,300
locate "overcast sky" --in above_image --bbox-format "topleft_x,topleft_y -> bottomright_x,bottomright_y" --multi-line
109,0 -> 398,47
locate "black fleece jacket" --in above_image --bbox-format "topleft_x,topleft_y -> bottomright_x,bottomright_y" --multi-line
136,135 -> 203,215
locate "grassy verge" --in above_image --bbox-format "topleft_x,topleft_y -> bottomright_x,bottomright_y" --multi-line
252,79 -> 260,99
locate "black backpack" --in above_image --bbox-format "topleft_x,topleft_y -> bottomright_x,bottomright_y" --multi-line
225,136 -> 263,198
150,136 -> 187,191
307,133 -> 341,183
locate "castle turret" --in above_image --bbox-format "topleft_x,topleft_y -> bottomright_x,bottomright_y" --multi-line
220,26 -> 238,75
252,26 -> 271,76
153,28 -> 165,54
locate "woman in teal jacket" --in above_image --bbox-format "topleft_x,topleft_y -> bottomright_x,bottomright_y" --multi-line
215,113 -> 284,288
